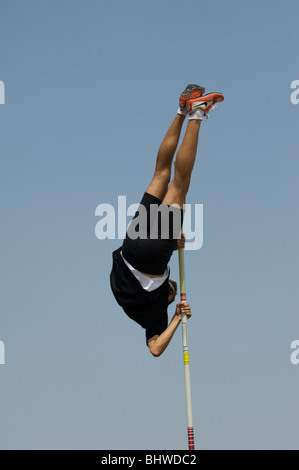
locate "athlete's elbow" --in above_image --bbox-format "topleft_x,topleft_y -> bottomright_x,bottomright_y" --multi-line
148,342 -> 162,358
151,349 -> 162,358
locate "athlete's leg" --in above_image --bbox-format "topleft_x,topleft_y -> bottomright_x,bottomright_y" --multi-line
162,119 -> 201,208
145,113 -> 185,201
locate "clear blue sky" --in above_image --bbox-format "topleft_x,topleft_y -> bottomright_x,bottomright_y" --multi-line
0,0 -> 298,450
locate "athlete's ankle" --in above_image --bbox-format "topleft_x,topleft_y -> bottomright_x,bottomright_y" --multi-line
177,106 -> 188,118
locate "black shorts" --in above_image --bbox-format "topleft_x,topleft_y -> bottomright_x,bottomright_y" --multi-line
122,192 -> 184,275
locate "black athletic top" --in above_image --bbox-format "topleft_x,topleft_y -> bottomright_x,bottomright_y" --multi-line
110,246 -> 171,343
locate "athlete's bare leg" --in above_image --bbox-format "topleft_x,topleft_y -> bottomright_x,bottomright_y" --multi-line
162,119 -> 201,208
146,114 -> 185,201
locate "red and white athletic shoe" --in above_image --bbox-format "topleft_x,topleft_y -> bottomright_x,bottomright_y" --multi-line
179,84 -> 205,109
186,92 -> 224,115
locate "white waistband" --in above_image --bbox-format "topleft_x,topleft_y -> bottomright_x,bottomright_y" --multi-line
120,251 -> 169,292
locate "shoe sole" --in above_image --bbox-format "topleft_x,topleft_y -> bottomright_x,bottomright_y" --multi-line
187,93 -> 224,113
180,85 -> 205,109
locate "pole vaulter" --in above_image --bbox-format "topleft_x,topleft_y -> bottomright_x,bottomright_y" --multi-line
110,84 -> 224,448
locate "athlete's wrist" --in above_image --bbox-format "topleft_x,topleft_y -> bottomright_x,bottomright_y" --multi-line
173,312 -> 182,323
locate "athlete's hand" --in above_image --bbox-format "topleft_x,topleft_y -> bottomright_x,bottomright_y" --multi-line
175,302 -> 191,319
174,233 -> 186,250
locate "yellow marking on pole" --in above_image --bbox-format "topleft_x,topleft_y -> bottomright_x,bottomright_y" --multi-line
184,351 -> 190,365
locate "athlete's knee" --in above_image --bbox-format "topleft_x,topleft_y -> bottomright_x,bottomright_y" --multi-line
154,167 -> 171,185
173,170 -> 191,193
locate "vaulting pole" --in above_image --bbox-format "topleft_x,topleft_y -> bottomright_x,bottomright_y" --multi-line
178,242 -> 195,450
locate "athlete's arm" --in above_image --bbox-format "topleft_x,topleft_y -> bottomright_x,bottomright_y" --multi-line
147,302 -> 191,357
